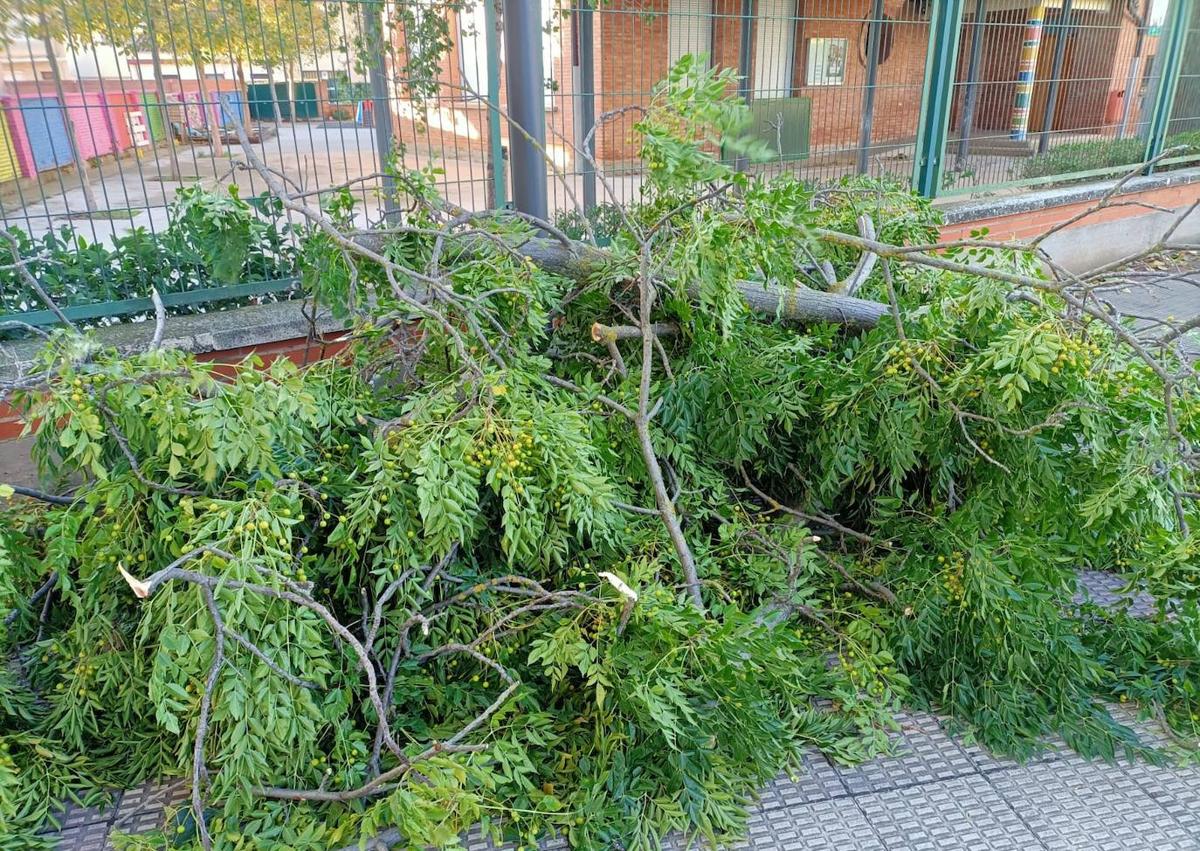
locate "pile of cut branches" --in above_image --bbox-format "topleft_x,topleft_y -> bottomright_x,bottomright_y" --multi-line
1,60 -> 1199,851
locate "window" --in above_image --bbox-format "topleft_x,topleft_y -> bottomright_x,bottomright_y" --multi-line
668,0 -> 713,67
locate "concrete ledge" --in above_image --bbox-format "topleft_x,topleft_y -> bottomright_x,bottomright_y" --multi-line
937,166 -> 1200,224
0,301 -> 344,382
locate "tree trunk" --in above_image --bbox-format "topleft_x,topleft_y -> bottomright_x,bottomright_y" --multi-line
193,60 -> 225,158
146,23 -> 182,182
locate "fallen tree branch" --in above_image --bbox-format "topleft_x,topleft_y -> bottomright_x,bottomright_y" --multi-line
6,484 -> 74,506
3,572 -> 58,627
356,233 -> 890,331
739,464 -> 876,545
591,321 -> 680,342
829,215 -> 878,297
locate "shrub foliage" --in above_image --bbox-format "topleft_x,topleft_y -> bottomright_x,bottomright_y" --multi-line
1,60 -> 1198,850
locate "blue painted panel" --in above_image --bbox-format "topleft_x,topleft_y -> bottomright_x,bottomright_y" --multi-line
220,90 -> 245,127
20,97 -> 72,172
20,97 -> 72,171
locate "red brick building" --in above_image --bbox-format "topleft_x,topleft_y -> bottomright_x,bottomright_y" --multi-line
390,0 -> 1159,171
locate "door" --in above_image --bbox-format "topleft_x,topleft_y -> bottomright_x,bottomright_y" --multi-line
20,97 -> 72,172
668,0 -> 713,67
141,93 -> 165,140
293,82 -> 319,119
0,112 -> 19,182
247,84 -> 275,120
1029,30 -> 1075,134
754,0 -> 797,97
274,82 -> 293,121
220,90 -> 245,127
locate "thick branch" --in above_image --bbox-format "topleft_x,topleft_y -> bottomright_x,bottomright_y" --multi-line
357,233 -> 889,331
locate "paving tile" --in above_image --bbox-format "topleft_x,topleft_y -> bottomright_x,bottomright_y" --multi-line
1074,568 -> 1158,618
47,819 -> 113,851
1123,759 -> 1200,837
855,773 -> 1043,851
754,751 -> 848,810
41,796 -> 117,832
990,756 -> 1195,850
729,798 -> 886,851
832,713 -> 978,796
952,730 -> 1065,774
109,780 -> 187,836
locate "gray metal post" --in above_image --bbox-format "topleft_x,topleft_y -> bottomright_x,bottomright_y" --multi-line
1037,0 -> 1073,154
1117,0 -> 1151,138
737,0 -> 755,101
485,0 -> 507,209
955,0 -> 987,167
503,0 -> 549,221
735,0 -> 755,171
576,0 -> 597,213
857,0 -> 885,174
363,0 -> 398,221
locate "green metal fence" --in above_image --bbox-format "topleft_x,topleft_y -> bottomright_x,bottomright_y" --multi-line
0,0 -> 1195,327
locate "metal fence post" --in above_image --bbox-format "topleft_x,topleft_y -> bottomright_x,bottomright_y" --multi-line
503,0 -> 549,221
912,0 -> 966,197
1142,0 -> 1195,173
485,0 -> 508,210
1037,0 -> 1074,154
955,0 -> 987,168
734,0 -> 755,173
857,0 -> 886,174
363,0 -> 398,221
576,0 -> 597,212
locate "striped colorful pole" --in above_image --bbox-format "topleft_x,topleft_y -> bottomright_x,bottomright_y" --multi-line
1009,1 -> 1047,141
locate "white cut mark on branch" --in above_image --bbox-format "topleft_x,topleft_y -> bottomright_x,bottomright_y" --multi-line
149,288 -> 166,350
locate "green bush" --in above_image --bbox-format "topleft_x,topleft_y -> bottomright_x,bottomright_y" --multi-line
0,186 -> 300,323
1021,130 -> 1200,180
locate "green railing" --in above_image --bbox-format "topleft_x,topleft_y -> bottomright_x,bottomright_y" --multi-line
3,277 -> 300,329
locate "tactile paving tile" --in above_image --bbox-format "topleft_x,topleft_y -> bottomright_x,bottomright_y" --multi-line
1074,568 -> 1158,618
854,773 -> 1041,851
40,798 -> 115,832
461,825 -> 568,851
950,727 -> 1065,774
990,755 -> 1195,850
45,819 -> 114,851
832,713 -> 978,796
1123,759 -> 1200,838
1106,703 -> 1182,753
110,780 -> 188,835
754,750 -> 849,810
730,798 -> 886,851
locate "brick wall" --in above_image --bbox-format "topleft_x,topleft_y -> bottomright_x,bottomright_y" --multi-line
0,335 -> 349,442
389,2 -> 1150,167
